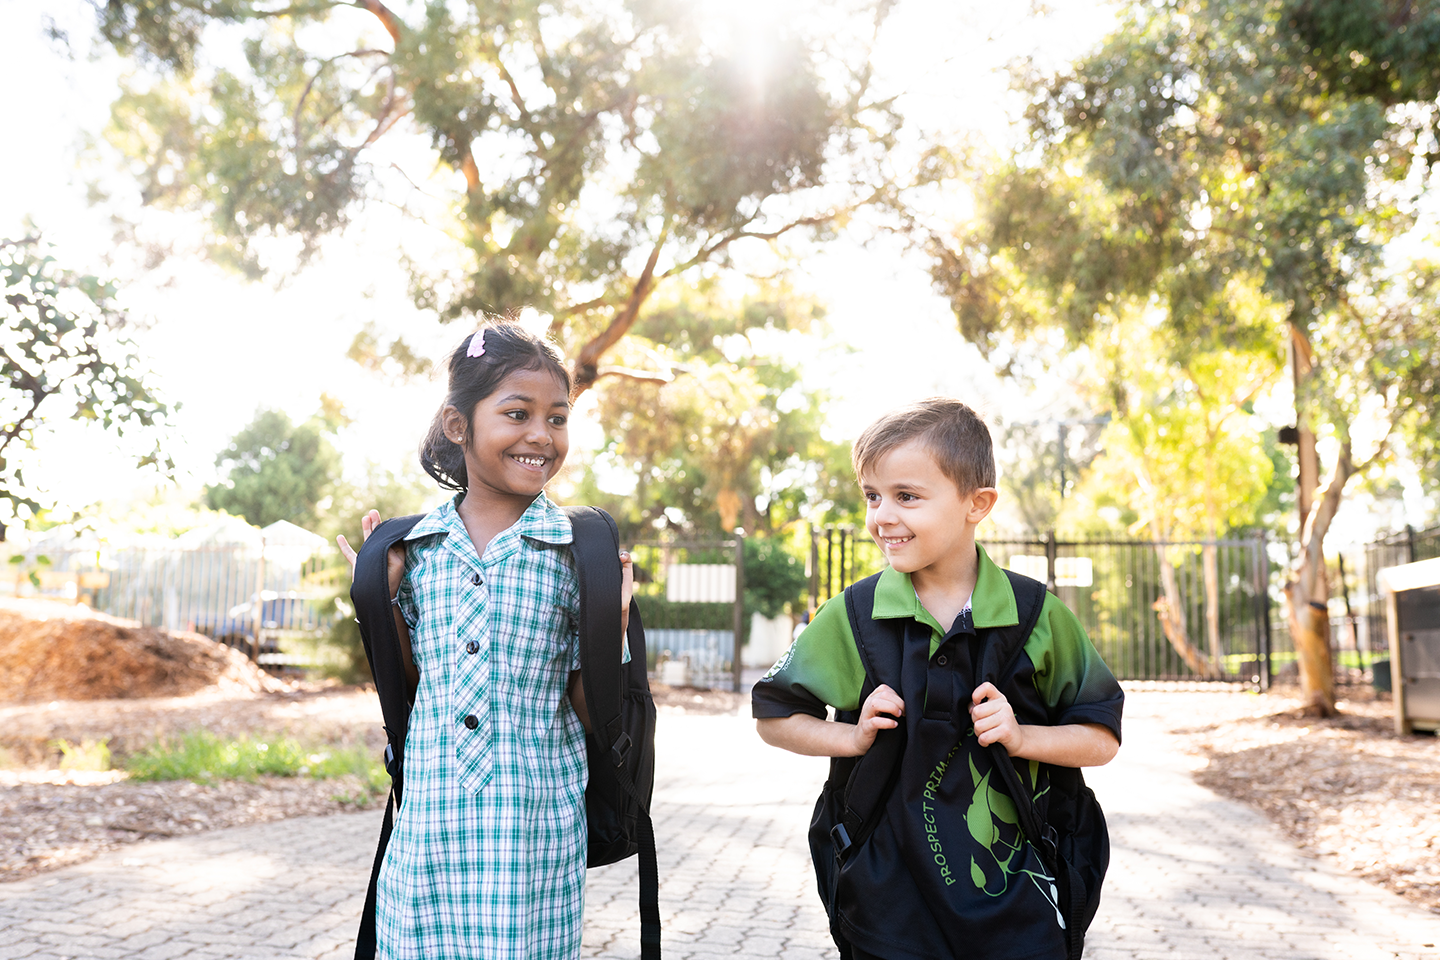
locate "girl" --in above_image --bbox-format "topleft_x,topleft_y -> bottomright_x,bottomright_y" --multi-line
338,320 -> 632,960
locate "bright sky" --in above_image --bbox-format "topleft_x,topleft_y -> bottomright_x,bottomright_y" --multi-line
2,0 -> 1119,527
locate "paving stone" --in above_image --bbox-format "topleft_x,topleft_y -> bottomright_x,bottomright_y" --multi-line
1,693 -> 1438,959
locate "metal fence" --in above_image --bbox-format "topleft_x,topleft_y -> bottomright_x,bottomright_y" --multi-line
2,544 -> 340,663
1330,524 -> 1440,687
625,537 -> 745,691
806,525 -> 1273,686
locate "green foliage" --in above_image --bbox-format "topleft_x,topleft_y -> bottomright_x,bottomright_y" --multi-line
54,738 -> 111,772
935,0 -> 1440,524
1283,0 -> 1440,104
572,290 -> 860,538
204,407 -> 342,529
0,236 -> 172,538
126,730 -> 387,793
91,0 -> 905,391
743,536 -> 808,619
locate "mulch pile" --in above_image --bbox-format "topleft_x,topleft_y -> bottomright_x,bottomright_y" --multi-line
1186,687 -> 1440,915
0,598 -> 285,704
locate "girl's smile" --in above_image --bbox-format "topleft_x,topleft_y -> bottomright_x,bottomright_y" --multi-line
443,367 -> 571,505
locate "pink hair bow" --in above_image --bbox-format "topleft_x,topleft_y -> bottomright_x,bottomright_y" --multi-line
467,330 -> 486,358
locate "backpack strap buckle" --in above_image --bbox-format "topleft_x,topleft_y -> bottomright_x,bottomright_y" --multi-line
383,742 -> 398,779
1041,822 -> 1060,865
830,822 -> 853,861
610,730 -> 633,767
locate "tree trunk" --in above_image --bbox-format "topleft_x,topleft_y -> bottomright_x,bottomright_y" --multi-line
1284,440 -> 1353,717
1153,544 -> 1220,678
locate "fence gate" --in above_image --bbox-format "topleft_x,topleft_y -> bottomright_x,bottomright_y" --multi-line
626,536 -> 745,691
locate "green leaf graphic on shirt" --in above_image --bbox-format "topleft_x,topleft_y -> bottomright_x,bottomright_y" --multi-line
966,756 -> 1024,896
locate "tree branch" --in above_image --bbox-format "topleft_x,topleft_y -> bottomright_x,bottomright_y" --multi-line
354,0 -> 401,44
593,365 -> 680,385
572,226 -> 669,394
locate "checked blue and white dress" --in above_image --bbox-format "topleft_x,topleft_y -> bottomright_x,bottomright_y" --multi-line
377,493 -> 587,960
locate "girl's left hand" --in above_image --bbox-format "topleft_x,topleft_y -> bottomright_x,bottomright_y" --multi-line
619,551 -> 634,636
336,509 -> 383,576
970,682 -> 1024,754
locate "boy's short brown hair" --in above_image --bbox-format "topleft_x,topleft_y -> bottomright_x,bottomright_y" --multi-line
852,397 -> 996,494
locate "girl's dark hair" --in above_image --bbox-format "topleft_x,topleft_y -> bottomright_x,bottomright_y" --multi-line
419,318 -> 572,491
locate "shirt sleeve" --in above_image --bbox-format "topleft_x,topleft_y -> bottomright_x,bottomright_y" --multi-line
1025,594 -> 1124,743
751,596 -> 867,719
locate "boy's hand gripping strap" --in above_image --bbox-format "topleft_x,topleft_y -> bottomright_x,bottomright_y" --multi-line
980,573 -> 1086,959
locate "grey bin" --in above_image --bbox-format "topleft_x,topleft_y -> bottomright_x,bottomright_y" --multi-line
1376,558 -> 1440,734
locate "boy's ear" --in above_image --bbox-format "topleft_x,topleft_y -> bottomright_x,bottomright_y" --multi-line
966,487 -> 999,524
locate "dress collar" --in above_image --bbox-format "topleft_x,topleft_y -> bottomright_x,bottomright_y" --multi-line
404,492 -> 574,557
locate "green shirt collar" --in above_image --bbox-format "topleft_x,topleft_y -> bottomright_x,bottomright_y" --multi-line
870,543 -> 1019,633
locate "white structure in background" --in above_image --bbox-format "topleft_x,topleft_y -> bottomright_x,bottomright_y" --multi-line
260,520 -> 330,568
665,563 -> 736,603
1008,555 -> 1094,587
744,612 -> 795,669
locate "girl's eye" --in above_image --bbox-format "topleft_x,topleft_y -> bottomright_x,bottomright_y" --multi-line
548,415 -> 567,427
505,410 -> 528,421
864,492 -> 879,503
897,492 -> 916,502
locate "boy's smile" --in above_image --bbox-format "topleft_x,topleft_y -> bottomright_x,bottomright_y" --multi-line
860,438 -> 997,592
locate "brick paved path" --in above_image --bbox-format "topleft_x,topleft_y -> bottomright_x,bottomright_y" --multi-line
3,692 -> 1437,959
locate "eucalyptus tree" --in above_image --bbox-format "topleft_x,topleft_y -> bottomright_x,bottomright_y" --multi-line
571,292 -> 859,539
92,0 -> 903,394
929,0 -> 1440,713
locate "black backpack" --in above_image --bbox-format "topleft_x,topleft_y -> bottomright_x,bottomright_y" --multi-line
349,505 -> 660,960
809,570 -> 1108,960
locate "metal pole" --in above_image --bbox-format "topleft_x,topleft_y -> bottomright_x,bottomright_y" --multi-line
1045,530 -> 1058,593
251,538 -> 266,663
732,534 -> 745,693
807,523 -> 819,616
829,529 -> 840,595
1407,524 -> 1417,564
1257,532 -> 1272,691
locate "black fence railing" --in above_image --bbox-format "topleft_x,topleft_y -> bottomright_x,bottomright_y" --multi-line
807,525 -> 1273,686
1330,524 -> 1440,687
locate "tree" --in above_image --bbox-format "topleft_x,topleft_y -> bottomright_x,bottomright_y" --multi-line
1074,311 -> 1280,676
91,0 -> 904,394
569,292 -> 861,539
205,407 -> 342,529
0,236 -> 172,540
929,0 -> 1440,714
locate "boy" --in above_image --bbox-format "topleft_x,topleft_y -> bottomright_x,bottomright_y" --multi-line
754,398 -> 1123,960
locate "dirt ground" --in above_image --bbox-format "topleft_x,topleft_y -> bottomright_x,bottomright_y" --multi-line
2,681 -> 1435,919
1181,684 -> 1440,914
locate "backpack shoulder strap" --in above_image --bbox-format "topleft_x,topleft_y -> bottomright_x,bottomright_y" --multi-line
561,505 -> 629,756
977,569 -> 1049,687
980,570 -> 1062,873
561,505 -> 661,960
830,572 -> 905,862
350,513 -> 422,960
350,513 -> 424,796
